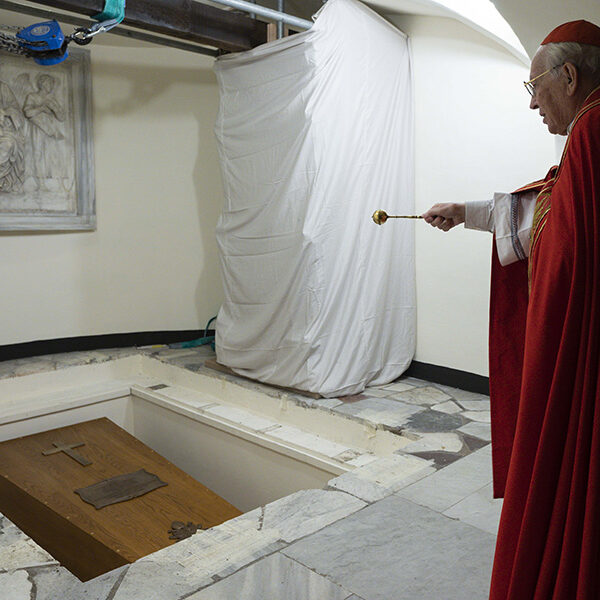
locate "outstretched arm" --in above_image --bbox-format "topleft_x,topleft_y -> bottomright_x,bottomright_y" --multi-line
421,203 -> 465,232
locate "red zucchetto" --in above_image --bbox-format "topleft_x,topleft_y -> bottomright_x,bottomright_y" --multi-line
541,19 -> 600,46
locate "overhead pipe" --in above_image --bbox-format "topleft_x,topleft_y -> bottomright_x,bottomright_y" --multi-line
208,0 -> 313,31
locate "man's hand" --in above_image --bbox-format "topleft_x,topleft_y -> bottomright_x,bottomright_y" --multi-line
421,203 -> 466,232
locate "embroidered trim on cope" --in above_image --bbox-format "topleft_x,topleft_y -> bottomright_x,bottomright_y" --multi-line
510,194 -> 527,261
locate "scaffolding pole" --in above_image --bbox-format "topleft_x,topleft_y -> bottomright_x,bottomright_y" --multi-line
209,0 -> 312,31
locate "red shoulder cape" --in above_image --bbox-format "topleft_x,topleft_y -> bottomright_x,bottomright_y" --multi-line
489,86 -> 600,599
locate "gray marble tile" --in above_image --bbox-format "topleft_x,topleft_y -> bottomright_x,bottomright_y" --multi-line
29,565 -> 83,600
458,421 -> 492,442
396,447 -> 493,512
79,565 -> 129,600
0,570 -> 32,599
283,495 -> 496,600
187,552 -> 352,600
0,357 -> 56,378
391,386 -> 451,406
238,489 -> 366,543
403,409 -> 464,433
332,397 -> 425,428
443,482 -> 503,535
328,456 -> 434,503
146,349 -> 199,360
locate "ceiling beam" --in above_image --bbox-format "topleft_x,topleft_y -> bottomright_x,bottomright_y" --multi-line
27,0 -> 268,52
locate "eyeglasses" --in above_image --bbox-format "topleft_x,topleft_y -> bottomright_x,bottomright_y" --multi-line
524,65 -> 562,97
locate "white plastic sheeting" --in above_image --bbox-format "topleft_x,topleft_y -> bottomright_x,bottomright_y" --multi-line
213,0 -> 415,397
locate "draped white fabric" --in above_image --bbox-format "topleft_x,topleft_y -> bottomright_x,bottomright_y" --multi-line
213,0 -> 415,397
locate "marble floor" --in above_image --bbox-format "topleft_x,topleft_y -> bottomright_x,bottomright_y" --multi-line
0,347 -> 502,600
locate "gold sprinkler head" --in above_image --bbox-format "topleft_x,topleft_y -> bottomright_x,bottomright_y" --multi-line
372,209 -> 388,225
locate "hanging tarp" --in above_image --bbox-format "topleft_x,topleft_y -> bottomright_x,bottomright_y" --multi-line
213,0 -> 415,397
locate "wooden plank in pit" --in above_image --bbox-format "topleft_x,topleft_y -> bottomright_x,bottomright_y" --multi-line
0,418 -> 242,581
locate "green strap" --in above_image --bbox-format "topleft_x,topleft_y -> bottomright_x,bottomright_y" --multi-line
94,0 -> 126,22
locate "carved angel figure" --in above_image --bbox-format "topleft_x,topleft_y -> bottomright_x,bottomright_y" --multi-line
0,80 -> 25,193
22,73 -> 66,186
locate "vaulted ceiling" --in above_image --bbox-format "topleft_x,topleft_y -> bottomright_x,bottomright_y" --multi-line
266,0 -> 600,58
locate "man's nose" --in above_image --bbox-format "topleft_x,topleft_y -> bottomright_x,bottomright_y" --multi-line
529,94 -> 538,110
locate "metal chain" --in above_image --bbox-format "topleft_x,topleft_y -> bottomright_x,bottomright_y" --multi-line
0,29 -> 30,56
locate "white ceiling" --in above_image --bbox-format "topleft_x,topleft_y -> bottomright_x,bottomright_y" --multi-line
492,0 -> 600,57
275,0 -> 600,59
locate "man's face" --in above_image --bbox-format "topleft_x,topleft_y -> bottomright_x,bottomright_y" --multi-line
529,50 -> 573,135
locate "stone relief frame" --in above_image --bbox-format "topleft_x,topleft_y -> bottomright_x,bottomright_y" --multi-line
0,48 -> 94,231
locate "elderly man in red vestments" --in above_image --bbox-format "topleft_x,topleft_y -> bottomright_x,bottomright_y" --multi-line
422,20 -> 600,600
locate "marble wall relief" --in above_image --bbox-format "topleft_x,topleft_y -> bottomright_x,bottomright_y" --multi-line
0,48 -> 94,230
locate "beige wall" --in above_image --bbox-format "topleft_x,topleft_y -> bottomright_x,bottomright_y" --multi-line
0,30 -> 224,345
388,15 -> 556,375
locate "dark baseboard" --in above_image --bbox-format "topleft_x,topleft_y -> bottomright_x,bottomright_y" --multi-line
0,330 -> 211,363
405,360 -> 489,395
0,333 -> 489,395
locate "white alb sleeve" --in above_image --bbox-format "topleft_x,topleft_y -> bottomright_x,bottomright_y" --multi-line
464,191 -> 537,266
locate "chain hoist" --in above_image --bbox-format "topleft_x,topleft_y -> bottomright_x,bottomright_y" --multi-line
0,0 -> 126,66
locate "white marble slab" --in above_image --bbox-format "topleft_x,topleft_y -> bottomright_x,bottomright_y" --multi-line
435,384 -> 489,403
155,385 -> 216,409
188,552 -> 352,600
379,381 -> 415,393
82,565 -> 129,600
431,400 -> 462,414
391,386 -> 452,406
345,453 -> 379,468
362,387 -> 394,398
458,421 -> 492,441
31,566 -> 83,600
328,455 -> 435,502
462,410 -> 491,423
333,397 -> 424,428
0,570 -> 32,600
203,404 -> 279,432
176,519 -> 285,582
267,425 -> 351,458
396,447 -> 493,512
312,398 -> 344,410
402,432 -> 464,453
456,399 -> 491,411
0,537 -> 58,570
255,489 -> 366,543
112,556 -> 201,600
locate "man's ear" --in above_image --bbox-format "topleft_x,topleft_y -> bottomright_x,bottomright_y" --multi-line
562,62 -> 579,96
